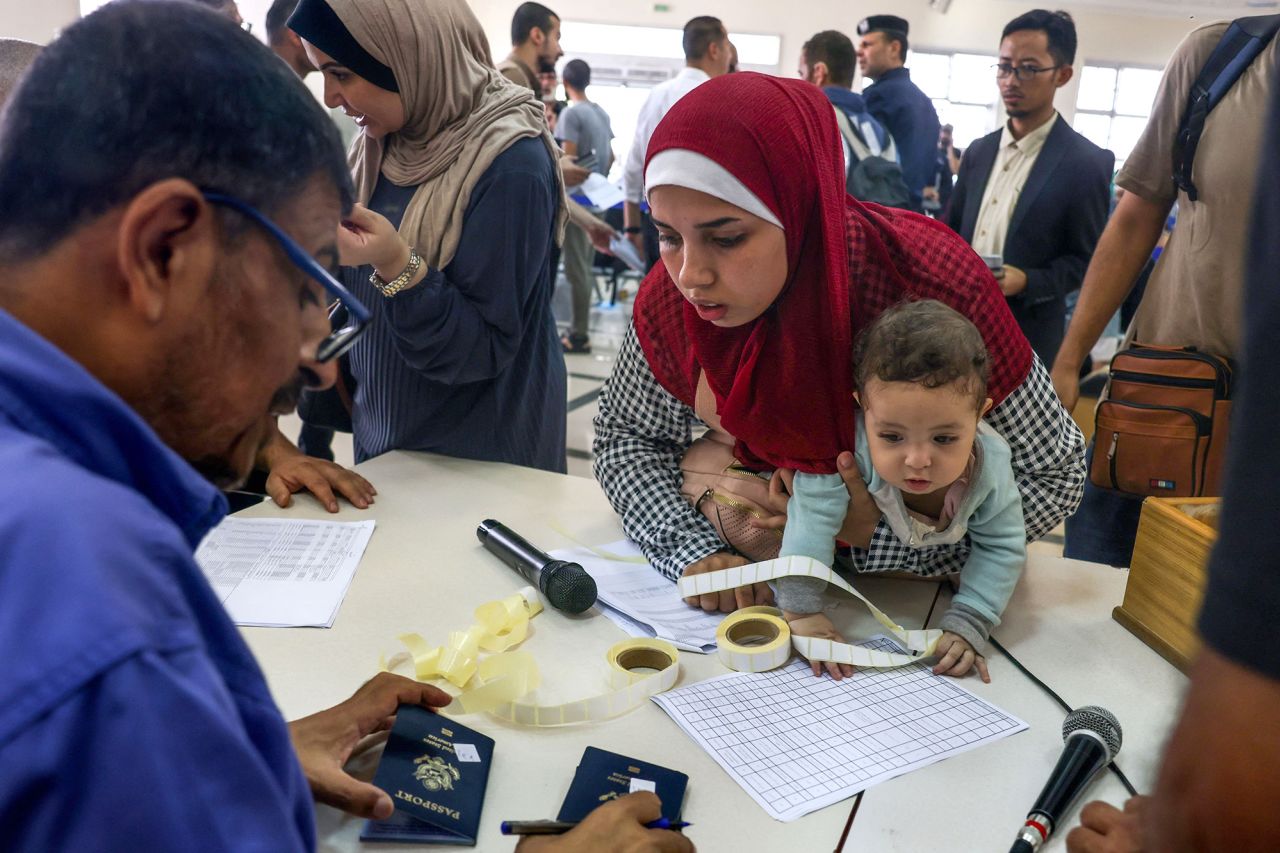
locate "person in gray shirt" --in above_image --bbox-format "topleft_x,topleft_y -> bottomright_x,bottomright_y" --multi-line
555,58 -> 614,353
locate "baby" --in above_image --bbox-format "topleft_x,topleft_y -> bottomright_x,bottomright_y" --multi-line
776,299 -> 1026,682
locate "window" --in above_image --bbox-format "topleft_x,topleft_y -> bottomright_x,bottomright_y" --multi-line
905,50 -> 1000,151
1073,64 -> 1162,168
558,22 -> 782,181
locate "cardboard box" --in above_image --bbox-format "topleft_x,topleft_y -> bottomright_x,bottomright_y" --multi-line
1112,497 -> 1219,672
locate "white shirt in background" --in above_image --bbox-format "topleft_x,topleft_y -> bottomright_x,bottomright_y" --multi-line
622,67 -> 712,204
971,112 -> 1059,258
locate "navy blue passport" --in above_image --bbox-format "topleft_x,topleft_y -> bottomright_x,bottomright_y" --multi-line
361,706 -> 495,845
557,747 -> 688,823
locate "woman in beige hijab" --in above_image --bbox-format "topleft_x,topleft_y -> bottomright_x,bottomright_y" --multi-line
274,0 -> 569,478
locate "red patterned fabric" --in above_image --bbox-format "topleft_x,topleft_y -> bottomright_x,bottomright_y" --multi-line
633,73 -> 1031,474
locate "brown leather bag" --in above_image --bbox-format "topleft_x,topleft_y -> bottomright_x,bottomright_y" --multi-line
679,431 -> 784,562
1090,344 -> 1233,497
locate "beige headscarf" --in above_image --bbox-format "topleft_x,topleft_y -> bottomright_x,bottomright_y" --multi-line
324,0 -> 567,269
0,39 -> 41,110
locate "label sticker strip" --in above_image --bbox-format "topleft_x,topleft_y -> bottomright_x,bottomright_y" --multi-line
679,556 -> 941,668
382,588 -> 680,727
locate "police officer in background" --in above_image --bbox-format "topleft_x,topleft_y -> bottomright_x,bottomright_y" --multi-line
856,14 -> 941,211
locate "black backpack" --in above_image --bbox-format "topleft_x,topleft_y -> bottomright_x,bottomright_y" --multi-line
1173,14 -> 1280,201
831,107 -> 914,209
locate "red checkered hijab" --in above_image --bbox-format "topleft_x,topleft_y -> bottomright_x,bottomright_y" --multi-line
633,73 -> 1031,474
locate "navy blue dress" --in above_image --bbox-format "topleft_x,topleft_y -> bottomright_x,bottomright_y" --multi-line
342,136 -> 567,473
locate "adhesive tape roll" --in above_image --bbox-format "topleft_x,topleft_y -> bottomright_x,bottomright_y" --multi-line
386,593 -> 681,726
607,638 -> 681,686
716,606 -> 792,673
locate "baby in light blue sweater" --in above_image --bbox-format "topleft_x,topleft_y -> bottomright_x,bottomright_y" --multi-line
778,300 -> 1026,682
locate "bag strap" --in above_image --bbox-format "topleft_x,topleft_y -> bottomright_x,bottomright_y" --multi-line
832,106 -> 874,167
1173,14 -> 1280,201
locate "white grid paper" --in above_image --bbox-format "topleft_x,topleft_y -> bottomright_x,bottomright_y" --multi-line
653,637 -> 1028,821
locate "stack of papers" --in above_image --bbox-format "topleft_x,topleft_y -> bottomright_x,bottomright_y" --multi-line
196,517 -> 375,628
550,540 -> 724,653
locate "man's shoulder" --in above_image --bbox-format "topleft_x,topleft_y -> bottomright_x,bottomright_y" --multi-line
0,427 -> 206,741
1052,118 -> 1113,165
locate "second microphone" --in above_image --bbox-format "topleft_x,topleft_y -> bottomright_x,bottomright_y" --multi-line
476,520 -> 598,615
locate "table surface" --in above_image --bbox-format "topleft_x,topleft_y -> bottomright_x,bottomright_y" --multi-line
240,451 -> 1187,853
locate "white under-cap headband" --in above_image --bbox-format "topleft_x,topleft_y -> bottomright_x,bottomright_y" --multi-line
645,149 -> 784,230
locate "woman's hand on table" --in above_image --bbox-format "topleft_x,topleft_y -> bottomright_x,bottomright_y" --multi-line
749,452 -> 880,549
931,631 -> 990,683
515,792 -> 695,853
783,610 -> 855,680
257,422 -> 376,512
681,552 -> 772,613
289,672 -> 451,820
337,202 -> 409,276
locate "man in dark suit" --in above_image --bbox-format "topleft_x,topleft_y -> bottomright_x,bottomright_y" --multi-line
947,10 -> 1112,366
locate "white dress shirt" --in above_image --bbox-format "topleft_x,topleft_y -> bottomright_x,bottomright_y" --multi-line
971,113 -> 1059,258
622,67 -> 712,204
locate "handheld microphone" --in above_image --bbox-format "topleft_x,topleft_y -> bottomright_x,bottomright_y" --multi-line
1009,706 -> 1123,852
476,520 -> 598,615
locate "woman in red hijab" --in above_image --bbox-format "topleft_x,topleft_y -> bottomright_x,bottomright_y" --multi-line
594,72 -> 1084,634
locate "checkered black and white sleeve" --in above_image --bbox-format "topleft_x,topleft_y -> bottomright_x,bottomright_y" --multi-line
595,331 -> 1085,581
592,325 -> 725,581
852,355 -> 1087,577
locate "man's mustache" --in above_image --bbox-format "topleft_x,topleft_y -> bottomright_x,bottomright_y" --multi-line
270,376 -> 306,415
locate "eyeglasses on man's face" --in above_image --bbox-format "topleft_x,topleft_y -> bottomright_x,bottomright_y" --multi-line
202,191 -> 369,363
993,63 -> 1061,82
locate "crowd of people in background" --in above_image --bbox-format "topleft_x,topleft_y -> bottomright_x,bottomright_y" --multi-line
1,0 -> 1278,850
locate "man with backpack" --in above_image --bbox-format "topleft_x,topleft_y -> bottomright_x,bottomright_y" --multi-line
1052,15 -> 1279,567
947,10 -> 1112,367
856,15 -> 941,211
799,29 -> 912,209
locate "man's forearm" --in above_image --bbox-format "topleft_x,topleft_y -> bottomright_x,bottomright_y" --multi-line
1054,190 -> 1171,371
1149,648 -> 1280,851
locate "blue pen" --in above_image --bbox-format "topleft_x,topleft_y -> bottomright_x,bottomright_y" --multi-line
500,818 -> 692,835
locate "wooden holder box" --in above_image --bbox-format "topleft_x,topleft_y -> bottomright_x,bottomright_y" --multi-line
1113,497 -> 1219,672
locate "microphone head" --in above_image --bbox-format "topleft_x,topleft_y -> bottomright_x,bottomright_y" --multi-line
542,560 -> 598,614
1063,706 -> 1122,759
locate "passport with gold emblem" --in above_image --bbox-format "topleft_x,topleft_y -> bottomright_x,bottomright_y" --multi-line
361,705 -> 494,845
557,747 -> 687,822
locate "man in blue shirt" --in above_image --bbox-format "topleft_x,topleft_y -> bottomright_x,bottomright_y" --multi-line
0,8 -> 693,852
856,14 -> 942,211
0,4 -> 456,848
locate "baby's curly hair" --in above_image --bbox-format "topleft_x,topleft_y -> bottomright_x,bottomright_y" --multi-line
853,299 -> 989,409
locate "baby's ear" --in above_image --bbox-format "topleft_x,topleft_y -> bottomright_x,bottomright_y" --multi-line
852,390 -> 862,408
979,397 -> 994,418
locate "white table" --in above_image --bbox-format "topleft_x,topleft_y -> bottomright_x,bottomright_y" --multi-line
240,451 -> 1187,852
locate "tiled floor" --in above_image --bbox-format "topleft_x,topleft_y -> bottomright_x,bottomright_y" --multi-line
280,266 -> 1066,556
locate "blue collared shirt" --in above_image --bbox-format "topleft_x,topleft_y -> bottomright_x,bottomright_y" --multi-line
0,308 -> 315,850
863,66 -> 942,207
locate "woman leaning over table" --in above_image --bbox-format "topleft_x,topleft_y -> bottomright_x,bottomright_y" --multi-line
592,73 -> 1087,613
258,0 -> 569,509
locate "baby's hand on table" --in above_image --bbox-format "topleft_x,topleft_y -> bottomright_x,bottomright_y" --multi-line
931,631 -> 990,683
783,611 -> 855,681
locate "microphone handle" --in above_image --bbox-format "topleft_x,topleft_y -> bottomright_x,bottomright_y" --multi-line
1012,733 -> 1110,851
1030,733 -> 1110,824
477,520 -> 551,590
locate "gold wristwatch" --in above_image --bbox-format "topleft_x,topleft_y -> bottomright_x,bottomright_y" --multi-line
370,248 -> 423,297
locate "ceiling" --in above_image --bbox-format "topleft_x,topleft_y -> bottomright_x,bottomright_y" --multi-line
1057,0 -> 1280,18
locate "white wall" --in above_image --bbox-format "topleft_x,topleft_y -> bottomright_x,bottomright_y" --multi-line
1,0 -> 80,43
469,0 -> 1215,121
